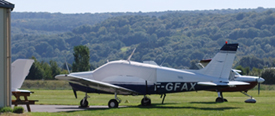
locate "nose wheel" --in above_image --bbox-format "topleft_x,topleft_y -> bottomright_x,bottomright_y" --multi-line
80,99 -> 89,107
241,91 -> 256,103
79,92 -> 89,107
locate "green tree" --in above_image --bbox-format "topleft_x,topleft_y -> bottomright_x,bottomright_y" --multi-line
41,61 -> 52,79
72,45 -> 90,72
50,60 -> 61,78
26,56 -> 45,80
261,68 -> 275,84
235,65 -> 250,75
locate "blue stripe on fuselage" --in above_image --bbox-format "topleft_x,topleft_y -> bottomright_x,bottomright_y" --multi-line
69,82 -> 222,95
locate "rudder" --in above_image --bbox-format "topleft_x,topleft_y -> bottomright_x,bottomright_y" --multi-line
199,43 -> 238,79
11,59 -> 34,91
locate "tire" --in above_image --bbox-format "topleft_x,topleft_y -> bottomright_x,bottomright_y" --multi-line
141,97 -> 151,106
223,99 -> 228,102
108,99 -> 119,108
215,97 -> 224,103
80,99 -> 89,107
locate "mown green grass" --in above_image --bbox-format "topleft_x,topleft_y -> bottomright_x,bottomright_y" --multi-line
21,80 -> 72,90
17,89 -> 275,116
21,80 -> 275,90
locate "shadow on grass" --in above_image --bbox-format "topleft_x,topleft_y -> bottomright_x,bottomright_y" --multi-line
56,106 -> 110,113
189,101 -> 221,104
128,103 -> 240,111
59,102 -> 240,113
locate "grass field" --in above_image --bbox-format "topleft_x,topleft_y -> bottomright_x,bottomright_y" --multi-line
11,89 -> 275,116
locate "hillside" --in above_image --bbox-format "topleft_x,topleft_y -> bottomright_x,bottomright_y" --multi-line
11,8 -> 275,69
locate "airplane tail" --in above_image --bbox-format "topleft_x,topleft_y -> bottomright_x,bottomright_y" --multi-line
199,43 -> 238,79
11,59 -> 34,91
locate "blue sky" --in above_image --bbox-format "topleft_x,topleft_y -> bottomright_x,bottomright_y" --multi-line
7,0 -> 275,14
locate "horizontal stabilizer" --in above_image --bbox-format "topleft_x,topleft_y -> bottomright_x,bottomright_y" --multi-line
198,81 -> 249,86
14,89 -> 32,93
55,74 -> 138,95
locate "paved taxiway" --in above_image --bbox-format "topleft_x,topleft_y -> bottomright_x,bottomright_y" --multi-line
14,105 -> 126,112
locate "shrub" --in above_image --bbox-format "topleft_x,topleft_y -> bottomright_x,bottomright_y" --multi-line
13,106 -> 24,113
261,68 -> 275,84
0,107 -> 13,113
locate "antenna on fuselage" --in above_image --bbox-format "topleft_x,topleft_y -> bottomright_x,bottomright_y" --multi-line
160,57 -> 167,66
127,48 -> 136,63
65,57 -> 70,74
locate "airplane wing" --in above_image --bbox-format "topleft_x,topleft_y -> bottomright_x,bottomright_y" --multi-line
55,74 -> 138,95
198,81 -> 249,86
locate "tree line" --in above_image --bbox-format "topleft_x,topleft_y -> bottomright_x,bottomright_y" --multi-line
11,8 -> 275,69
26,45 -> 92,80
25,45 -> 275,84
11,8 -> 275,83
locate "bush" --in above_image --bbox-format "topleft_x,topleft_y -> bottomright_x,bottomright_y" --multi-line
13,106 -> 24,113
0,107 -> 13,113
261,68 -> 275,84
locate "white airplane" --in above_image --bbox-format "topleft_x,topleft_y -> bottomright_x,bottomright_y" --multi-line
198,59 -> 265,103
11,59 -> 34,93
56,43 -> 250,108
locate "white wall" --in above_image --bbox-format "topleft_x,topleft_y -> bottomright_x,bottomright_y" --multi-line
0,8 -> 11,108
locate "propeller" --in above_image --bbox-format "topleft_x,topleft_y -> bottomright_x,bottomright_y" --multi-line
258,76 -> 260,95
257,75 -> 265,95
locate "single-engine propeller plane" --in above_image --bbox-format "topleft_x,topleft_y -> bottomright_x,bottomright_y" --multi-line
56,43 -> 250,108
198,59 -> 265,103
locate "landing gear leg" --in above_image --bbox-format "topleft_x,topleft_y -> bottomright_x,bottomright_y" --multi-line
160,94 -> 166,104
108,92 -> 121,108
80,92 -> 89,107
141,95 -> 151,106
241,91 -> 256,103
215,92 -> 227,102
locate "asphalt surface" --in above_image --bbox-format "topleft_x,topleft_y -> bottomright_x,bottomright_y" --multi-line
14,105 -> 126,112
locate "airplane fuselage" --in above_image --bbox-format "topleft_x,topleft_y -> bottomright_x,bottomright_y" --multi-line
69,60 -> 226,95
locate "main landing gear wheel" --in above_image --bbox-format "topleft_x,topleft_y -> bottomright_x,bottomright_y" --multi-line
141,97 -> 151,106
108,99 -> 119,108
215,97 -> 223,102
80,99 -> 89,107
215,91 -> 227,103
223,99 -> 228,102
215,97 -> 227,102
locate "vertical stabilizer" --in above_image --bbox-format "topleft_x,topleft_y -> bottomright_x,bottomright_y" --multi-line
199,43 -> 238,79
11,59 -> 34,91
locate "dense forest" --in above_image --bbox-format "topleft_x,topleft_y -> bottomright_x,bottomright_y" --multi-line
11,7 -> 275,71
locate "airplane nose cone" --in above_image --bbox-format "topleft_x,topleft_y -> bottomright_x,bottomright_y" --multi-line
257,77 -> 265,83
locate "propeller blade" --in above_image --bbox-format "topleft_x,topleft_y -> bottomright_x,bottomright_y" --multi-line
258,83 -> 261,95
258,76 -> 260,95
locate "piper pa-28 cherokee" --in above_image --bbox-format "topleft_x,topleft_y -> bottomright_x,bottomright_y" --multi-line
56,43 -> 251,108
198,59 -> 265,103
